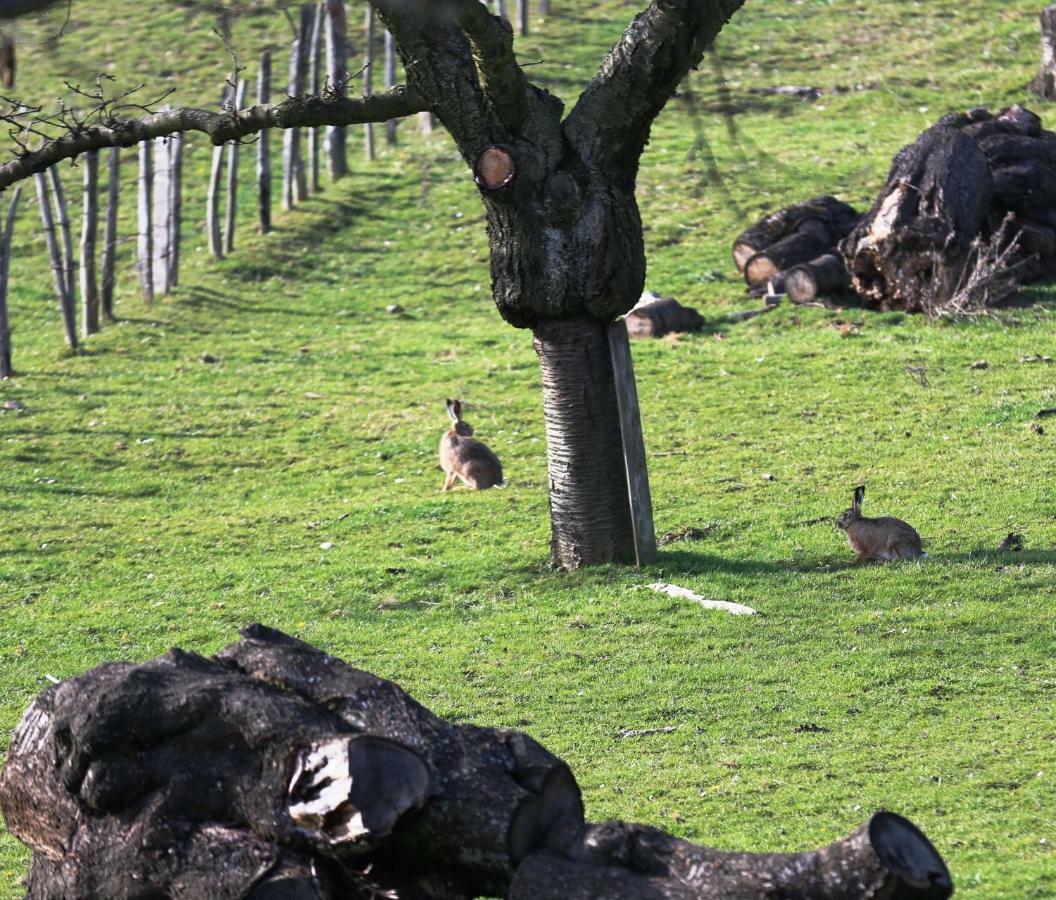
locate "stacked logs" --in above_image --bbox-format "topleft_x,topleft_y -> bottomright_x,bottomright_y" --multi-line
0,625 -> 954,899
732,195 -> 859,302
735,105 -> 1056,312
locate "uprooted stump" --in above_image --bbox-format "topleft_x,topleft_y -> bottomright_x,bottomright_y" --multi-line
0,625 -> 954,899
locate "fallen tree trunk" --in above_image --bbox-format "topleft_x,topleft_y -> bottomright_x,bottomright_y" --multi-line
732,195 -> 858,273
840,125 -> 993,311
785,252 -> 850,303
0,626 -> 953,899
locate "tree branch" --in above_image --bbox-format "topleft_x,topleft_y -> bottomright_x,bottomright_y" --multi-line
0,86 -> 426,190
564,0 -> 746,180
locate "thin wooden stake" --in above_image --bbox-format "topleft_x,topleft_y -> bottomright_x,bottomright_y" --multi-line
494,0 -> 507,19
137,140 -> 154,303
307,2 -> 323,192
49,167 -> 76,309
169,133 -> 183,288
79,150 -> 100,336
151,133 -> 172,295
324,0 -> 349,179
34,173 -> 77,348
0,186 -> 21,378
384,28 -> 397,146
293,4 -> 313,202
607,320 -> 657,566
283,25 -> 304,209
224,79 -> 247,254
518,0 -> 529,35
101,147 -> 119,321
207,85 -> 229,258
363,4 -> 375,161
257,50 -> 272,235
418,110 -> 435,136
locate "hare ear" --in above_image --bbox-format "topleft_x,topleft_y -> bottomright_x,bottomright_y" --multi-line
853,485 -> 865,509
446,399 -> 461,423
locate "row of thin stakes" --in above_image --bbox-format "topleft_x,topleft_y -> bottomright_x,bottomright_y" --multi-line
0,0 -> 423,379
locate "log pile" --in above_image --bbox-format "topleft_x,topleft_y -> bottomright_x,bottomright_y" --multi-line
0,625 -> 954,899
734,105 -> 1056,313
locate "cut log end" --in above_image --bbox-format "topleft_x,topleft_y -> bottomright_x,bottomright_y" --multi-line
475,146 -> 516,191
869,811 -> 953,899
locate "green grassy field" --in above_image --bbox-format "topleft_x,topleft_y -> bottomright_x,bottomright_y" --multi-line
1,0 -> 1055,896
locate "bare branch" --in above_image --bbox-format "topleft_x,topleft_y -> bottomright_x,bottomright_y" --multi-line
564,0 -> 746,177
0,87 -> 427,190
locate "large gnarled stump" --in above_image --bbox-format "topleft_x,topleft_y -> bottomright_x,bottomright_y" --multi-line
0,626 -> 954,899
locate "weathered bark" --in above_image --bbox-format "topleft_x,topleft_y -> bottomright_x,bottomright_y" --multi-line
1033,5 -> 1056,100
257,50 -> 273,234
0,186 -> 19,377
34,172 -> 77,348
79,151 -> 100,335
625,297 -> 704,338
0,625 -> 583,900
744,230 -> 829,288
732,195 -> 858,273
785,252 -> 850,303
840,126 -> 993,311
100,147 -> 119,321
511,815 -> 952,899
533,318 -> 636,569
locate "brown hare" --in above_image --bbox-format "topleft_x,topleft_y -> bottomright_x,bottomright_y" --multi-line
836,485 -> 925,563
439,399 -> 503,490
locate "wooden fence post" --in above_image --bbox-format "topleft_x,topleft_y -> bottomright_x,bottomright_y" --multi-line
418,111 -> 435,136
363,4 -> 376,161
169,133 -> 183,288
0,186 -> 20,378
49,167 -> 76,309
257,50 -> 272,235
224,79 -> 247,254
79,150 -> 100,336
283,24 -> 304,209
607,321 -> 657,567
101,147 -> 119,321
137,140 -> 154,303
293,4 -> 313,202
151,133 -> 171,295
518,0 -> 529,35
384,28 -> 397,146
34,172 -> 78,348
207,85 -> 229,258
324,0 -> 349,179
307,2 -> 323,192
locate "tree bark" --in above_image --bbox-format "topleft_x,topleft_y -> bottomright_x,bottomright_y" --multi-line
625,297 -> 704,338
207,86 -> 228,258
257,50 -> 273,234
307,2 -> 323,192
1033,5 -> 1056,99
324,0 -> 349,179
294,5 -> 313,202
151,134 -> 172,294
384,28 -> 398,145
136,140 -> 155,302
364,5 -> 376,161
169,133 -> 183,288
100,147 -> 119,321
840,126 -> 993,311
79,151 -> 100,335
533,318 -> 636,569
0,186 -> 19,378
744,230 -> 829,288
49,167 -> 76,307
284,27 -> 304,209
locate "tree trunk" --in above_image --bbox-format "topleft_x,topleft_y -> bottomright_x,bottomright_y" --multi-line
169,133 -> 183,288
324,0 -> 349,179
1033,5 -> 1056,99
224,80 -> 247,254
363,5 -> 376,161
283,28 -> 304,209
137,140 -> 155,301
840,126 -> 992,311
257,50 -> 272,235
533,318 -> 636,569
49,167 -> 76,307
151,134 -> 172,295
0,186 -> 20,378
79,151 -> 100,336
307,3 -> 323,192
293,5 -> 313,202
518,0 -> 529,35
100,147 -> 119,321
384,29 -> 398,146
207,86 -> 227,257
34,172 -> 77,348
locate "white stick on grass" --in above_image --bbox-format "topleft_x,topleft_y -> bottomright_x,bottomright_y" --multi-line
646,582 -> 757,616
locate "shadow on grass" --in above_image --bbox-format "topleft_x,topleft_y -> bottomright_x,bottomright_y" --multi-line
648,548 -> 808,575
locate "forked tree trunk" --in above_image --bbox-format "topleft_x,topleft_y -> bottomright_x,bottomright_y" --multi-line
533,318 -> 636,569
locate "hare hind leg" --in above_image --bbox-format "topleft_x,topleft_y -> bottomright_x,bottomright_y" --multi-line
441,471 -> 457,491
891,541 -> 924,560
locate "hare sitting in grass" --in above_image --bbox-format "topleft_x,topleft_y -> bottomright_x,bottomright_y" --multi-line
836,485 -> 924,563
439,399 -> 503,490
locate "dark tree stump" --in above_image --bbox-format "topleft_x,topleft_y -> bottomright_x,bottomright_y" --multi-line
625,297 -> 705,338
0,627 -> 954,899
1032,5 -> 1056,100
840,126 -> 993,311
732,195 -> 858,273
785,252 -> 851,303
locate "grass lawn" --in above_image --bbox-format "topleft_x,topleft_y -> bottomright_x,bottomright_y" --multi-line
1,0 -> 1054,896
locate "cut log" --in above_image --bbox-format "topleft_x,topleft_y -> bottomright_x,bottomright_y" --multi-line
624,297 -> 704,338
732,195 -> 858,273
840,126 -> 992,311
785,252 -> 850,303
1033,5 -> 1056,100
511,814 -> 952,900
744,230 -> 829,288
